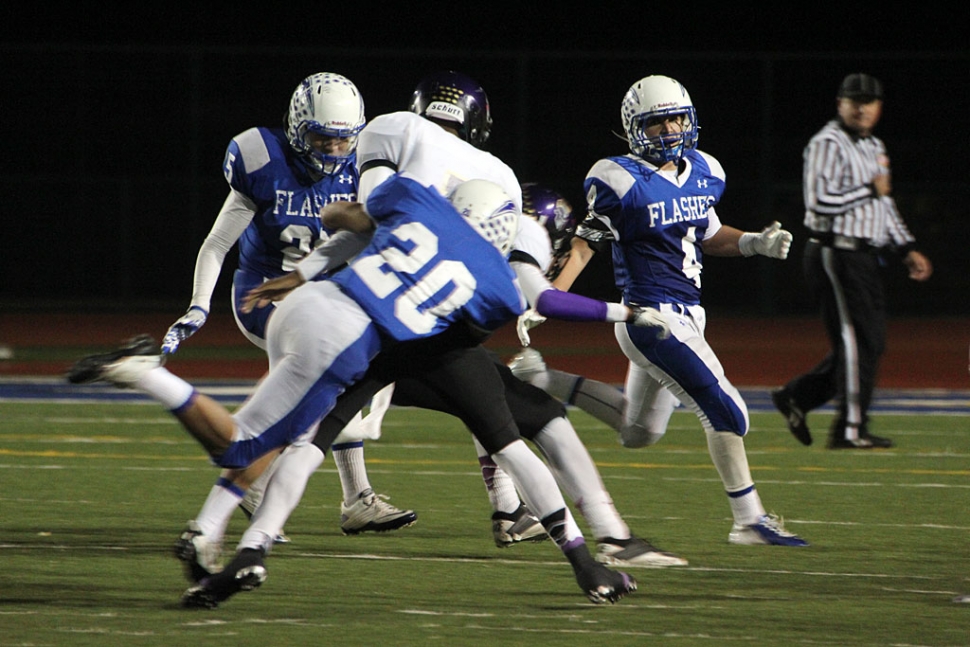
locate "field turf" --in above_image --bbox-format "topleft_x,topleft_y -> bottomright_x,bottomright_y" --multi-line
1,397 -> 969,646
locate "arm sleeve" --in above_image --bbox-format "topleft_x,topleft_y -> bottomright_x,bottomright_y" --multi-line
189,189 -> 256,311
295,230 -> 374,281
357,163 -> 395,205
512,261 -> 627,323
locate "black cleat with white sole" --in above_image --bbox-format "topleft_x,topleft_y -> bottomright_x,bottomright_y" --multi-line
180,547 -> 266,609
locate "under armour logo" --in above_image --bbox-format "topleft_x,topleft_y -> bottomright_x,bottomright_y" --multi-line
696,179 -> 708,188
338,174 -> 353,184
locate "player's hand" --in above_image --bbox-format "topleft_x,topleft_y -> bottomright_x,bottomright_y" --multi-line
627,306 -> 671,339
161,306 -> 208,354
241,272 -> 305,313
740,221 -> 792,259
516,309 -> 547,347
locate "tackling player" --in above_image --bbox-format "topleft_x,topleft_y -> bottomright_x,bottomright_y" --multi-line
69,175 -> 638,607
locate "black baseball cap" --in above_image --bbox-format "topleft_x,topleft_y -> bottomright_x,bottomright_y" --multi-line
837,73 -> 883,102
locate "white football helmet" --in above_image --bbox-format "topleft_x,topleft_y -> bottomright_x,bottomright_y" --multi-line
286,73 -> 366,175
447,179 -> 519,258
621,75 -> 699,164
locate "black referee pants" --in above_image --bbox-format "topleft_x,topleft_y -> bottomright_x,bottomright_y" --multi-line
783,240 -> 886,439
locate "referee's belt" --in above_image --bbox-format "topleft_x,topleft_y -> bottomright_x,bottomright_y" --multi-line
810,234 -> 869,251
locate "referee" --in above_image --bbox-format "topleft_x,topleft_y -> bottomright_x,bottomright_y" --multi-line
772,73 -> 933,449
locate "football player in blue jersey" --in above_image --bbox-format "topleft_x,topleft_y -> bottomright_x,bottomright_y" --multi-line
310,177 -> 686,569
513,75 -> 809,547
159,73 -> 415,569
69,174 -> 638,608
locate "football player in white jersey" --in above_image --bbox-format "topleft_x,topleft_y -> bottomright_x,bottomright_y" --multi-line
159,74 -> 416,563
512,75 -> 809,547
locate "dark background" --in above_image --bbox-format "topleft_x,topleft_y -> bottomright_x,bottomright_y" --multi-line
2,7 -> 967,318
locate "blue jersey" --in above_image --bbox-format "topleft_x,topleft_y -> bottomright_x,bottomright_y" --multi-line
223,127 -> 359,278
583,150 -> 726,306
330,176 -> 525,342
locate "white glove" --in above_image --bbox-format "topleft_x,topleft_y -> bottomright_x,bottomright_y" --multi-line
738,221 -> 792,259
628,306 -> 671,339
161,306 -> 208,354
516,308 -> 547,347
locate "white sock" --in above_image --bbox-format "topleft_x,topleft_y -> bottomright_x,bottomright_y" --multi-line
533,417 -> 629,540
473,437 -> 520,514
239,444 -> 325,553
706,430 -> 765,525
332,441 -> 370,505
134,367 -> 194,410
195,477 -> 245,544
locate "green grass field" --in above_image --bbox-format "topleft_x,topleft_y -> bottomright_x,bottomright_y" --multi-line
1,400 -> 968,646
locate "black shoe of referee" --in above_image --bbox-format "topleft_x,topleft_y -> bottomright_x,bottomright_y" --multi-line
771,388 -> 811,446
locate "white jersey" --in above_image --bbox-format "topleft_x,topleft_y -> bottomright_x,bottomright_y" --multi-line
356,111 -> 522,211
512,216 -> 553,272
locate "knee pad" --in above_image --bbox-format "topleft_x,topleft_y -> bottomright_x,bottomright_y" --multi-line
619,423 -> 665,448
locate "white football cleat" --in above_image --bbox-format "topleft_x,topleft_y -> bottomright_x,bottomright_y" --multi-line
340,489 -> 417,535
729,514 -> 809,547
596,536 -> 688,567
492,503 -> 548,547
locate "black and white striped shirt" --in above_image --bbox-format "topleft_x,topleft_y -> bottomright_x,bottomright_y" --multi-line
803,120 -> 915,249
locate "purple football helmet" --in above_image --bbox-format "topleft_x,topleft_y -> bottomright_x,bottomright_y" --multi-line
409,71 -> 492,148
521,182 -> 578,279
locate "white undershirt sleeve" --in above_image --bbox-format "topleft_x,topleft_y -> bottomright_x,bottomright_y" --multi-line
295,230 -> 373,281
190,189 -> 256,312
357,165 -> 395,205
511,261 -> 552,307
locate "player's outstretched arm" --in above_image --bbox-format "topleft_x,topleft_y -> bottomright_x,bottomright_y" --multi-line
162,191 -> 255,354
513,261 -> 670,341
738,221 -> 793,259
321,201 -> 375,233
705,222 -> 792,259
241,272 -> 305,313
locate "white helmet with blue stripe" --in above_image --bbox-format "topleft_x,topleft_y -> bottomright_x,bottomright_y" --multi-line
621,75 -> 699,165
286,73 -> 366,175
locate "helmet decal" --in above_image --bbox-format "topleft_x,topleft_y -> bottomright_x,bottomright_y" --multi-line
409,71 -> 493,148
447,179 -> 519,257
